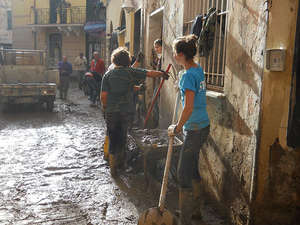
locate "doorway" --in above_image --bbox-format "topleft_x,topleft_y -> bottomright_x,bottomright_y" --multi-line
49,0 -> 60,24
134,9 -> 141,57
148,8 -> 163,70
86,34 -> 106,65
287,3 -> 300,148
49,33 -> 62,67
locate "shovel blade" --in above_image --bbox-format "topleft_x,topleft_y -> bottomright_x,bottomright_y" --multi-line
138,207 -> 178,225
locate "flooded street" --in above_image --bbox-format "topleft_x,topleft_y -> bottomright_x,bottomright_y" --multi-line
0,86 -> 225,225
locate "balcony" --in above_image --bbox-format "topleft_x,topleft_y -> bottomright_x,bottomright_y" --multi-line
30,7 -> 87,26
30,6 -> 106,26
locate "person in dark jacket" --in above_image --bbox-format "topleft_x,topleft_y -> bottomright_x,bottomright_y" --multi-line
58,56 -> 73,100
101,47 -> 168,177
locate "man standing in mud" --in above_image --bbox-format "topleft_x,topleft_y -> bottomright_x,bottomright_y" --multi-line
87,51 -> 105,106
74,52 -> 87,90
101,47 -> 168,177
58,56 -> 73,100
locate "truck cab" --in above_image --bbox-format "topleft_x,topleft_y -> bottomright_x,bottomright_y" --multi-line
0,49 -> 59,111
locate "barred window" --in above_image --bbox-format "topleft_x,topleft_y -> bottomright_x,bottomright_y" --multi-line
183,0 -> 229,92
7,10 -> 12,30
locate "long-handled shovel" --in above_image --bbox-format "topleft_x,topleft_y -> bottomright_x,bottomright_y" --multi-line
143,64 -> 172,128
138,85 -> 180,225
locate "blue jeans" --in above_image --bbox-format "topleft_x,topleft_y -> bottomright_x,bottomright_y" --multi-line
177,126 -> 210,189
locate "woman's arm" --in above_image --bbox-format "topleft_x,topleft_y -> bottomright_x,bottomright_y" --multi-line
175,89 -> 195,133
146,70 -> 164,78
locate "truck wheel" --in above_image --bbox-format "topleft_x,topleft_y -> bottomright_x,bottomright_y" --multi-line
46,100 -> 54,112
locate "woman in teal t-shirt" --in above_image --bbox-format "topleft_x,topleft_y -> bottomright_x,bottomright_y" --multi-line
168,35 -> 210,224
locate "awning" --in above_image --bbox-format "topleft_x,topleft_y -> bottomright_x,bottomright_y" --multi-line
84,21 -> 106,33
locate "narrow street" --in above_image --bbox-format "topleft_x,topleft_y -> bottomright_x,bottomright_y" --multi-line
0,85 -> 150,225
0,85 -> 225,225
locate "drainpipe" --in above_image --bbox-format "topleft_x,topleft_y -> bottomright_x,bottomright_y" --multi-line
33,0 -> 37,50
247,1 -> 270,225
140,0 -> 146,67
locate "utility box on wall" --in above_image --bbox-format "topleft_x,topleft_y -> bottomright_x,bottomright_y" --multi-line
266,49 -> 287,72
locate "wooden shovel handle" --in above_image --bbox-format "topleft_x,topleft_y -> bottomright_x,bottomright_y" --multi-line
158,135 -> 174,211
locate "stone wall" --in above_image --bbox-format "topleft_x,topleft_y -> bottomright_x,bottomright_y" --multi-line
199,1 -> 267,223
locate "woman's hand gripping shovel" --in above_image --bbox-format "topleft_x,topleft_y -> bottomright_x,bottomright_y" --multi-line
138,76 -> 180,225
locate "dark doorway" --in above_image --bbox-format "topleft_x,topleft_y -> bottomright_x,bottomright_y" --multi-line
86,0 -> 105,22
86,34 -> 106,66
134,9 -> 141,57
49,0 -> 60,24
287,3 -> 300,148
49,33 -> 62,67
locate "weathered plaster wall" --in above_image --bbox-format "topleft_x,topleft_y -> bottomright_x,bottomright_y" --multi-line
142,0 -> 184,126
12,0 -> 34,49
254,0 -> 300,224
106,0 -> 137,65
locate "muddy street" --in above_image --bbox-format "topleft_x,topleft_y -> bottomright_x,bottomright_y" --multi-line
0,86 -> 155,225
0,86 -> 225,225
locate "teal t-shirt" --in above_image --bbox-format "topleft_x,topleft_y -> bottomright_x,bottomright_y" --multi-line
101,67 -> 147,113
179,66 -> 210,130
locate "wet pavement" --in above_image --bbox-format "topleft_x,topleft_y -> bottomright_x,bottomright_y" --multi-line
0,86 -> 227,225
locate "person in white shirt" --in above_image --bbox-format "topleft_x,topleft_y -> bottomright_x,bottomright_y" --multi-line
74,53 -> 87,90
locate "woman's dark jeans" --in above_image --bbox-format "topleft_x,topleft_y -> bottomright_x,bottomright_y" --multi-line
177,126 -> 210,189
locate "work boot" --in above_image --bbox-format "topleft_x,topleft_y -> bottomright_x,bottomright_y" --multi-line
109,154 -> 118,177
103,136 -> 109,161
191,179 -> 203,220
178,188 -> 193,225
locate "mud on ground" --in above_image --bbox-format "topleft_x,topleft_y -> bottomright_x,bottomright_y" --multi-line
0,85 -> 227,225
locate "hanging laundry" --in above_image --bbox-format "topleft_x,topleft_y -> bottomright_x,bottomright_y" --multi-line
190,15 -> 203,38
198,7 -> 217,57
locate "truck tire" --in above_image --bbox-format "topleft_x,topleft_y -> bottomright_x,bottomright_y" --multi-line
46,100 -> 54,112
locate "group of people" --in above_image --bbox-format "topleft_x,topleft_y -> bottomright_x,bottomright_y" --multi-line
100,34 -> 210,225
58,34 -> 209,224
57,51 -> 105,107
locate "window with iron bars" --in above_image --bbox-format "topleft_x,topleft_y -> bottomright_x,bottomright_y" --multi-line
183,0 -> 229,92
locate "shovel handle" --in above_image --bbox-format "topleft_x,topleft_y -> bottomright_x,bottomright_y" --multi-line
143,64 -> 172,128
158,135 -> 174,211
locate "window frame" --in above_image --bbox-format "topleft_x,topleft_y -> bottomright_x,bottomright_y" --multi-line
7,10 -> 12,30
183,0 -> 229,93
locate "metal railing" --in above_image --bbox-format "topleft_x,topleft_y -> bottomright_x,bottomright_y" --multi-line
183,0 -> 229,92
0,49 -> 46,66
31,7 -> 87,25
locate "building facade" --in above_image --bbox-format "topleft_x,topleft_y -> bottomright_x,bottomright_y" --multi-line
12,0 -> 106,67
106,0 -> 300,224
0,0 -> 12,49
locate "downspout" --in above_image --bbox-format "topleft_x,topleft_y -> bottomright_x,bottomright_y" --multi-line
33,0 -> 37,50
247,1 -> 270,225
140,0 -> 147,68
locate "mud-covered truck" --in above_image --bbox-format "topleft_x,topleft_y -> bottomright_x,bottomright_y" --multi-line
0,49 -> 59,111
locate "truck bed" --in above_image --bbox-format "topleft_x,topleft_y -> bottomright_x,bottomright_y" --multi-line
0,83 -> 56,97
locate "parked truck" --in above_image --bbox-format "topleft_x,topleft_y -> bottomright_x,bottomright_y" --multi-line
0,49 -> 59,112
